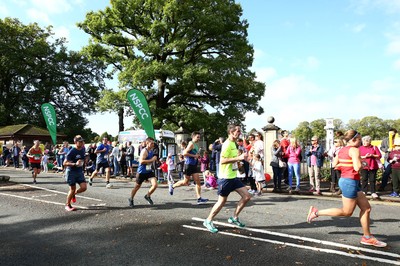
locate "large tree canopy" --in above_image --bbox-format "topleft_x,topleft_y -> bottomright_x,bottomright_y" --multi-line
0,18 -> 109,141
78,0 -> 265,138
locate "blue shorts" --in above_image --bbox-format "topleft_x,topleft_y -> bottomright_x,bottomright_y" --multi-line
217,178 -> 244,197
66,169 -> 86,186
339,178 -> 361,199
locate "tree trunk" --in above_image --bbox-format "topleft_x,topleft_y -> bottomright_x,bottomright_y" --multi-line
118,107 -> 124,132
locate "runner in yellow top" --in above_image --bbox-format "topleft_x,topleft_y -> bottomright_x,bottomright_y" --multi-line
203,125 -> 251,233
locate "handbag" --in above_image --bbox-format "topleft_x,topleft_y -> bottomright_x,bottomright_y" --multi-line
373,146 -> 383,169
278,159 -> 287,168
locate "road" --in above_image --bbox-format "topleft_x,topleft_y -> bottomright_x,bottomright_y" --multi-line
0,168 -> 399,266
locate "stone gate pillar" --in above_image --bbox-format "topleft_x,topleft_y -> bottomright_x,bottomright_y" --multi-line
174,121 -> 189,155
262,116 -> 281,175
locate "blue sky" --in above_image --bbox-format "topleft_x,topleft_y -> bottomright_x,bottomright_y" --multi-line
1,0 -> 400,135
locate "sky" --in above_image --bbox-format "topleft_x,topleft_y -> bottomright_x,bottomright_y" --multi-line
1,0 -> 400,136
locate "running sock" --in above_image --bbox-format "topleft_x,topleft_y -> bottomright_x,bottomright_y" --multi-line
363,235 -> 371,239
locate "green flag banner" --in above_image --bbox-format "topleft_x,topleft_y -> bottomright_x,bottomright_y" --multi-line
126,89 -> 155,139
41,103 -> 57,144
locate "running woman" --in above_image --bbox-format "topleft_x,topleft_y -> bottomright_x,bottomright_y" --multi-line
307,130 -> 387,248
27,140 -> 42,184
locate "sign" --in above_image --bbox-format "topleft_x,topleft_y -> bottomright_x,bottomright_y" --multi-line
126,89 -> 155,139
41,103 -> 57,144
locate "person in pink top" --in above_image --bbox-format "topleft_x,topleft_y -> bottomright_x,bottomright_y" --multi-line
359,135 -> 382,199
285,137 -> 302,193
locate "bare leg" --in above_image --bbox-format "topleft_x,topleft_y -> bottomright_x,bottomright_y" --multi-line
147,178 -> 158,196
66,185 -> 76,205
130,183 -> 142,199
105,167 -> 111,182
207,196 -> 227,221
173,176 -> 190,188
193,173 -> 202,198
356,191 -> 372,236
317,196 -> 357,217
233,187 -> 251,218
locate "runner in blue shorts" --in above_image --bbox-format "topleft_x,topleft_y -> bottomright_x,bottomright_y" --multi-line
64,135 -> 87,212
203,125 -> 251,233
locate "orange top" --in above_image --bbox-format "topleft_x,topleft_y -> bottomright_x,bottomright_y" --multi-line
29,147 -> 42,163
337,146 -> 360,180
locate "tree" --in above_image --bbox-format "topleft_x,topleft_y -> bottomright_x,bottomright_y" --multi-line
292,121 -> 312,145
78,0 -> 265,140
357,116 -> 387,140
0,18 -> 109,140
309,119 -> 326,140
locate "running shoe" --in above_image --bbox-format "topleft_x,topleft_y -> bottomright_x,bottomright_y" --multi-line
197,197 -> 209,204
228,216 -> 245,227
72,195 -> 76,203
65,205 -> 76,212
307,206 -> 318,223
33,180 -> 37,184
360,236 -> 387,248
295,187 -> 300,192
389,192 -> 399,197
128,198 -> 134,207
88,178 -> 93,186
169,183 -> 174,195
106,183 -> 113,189
203,219 -> 218,233
144,194 -> 154,205
371,193 -> 380,199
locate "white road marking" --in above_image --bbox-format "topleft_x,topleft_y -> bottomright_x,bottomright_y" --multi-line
22,184 -> 103,202
191,217 -> 400,259
0,192 -> 88,209
183,225 -> 400,265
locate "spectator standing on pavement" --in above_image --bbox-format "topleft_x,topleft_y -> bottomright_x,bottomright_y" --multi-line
170,131 -> 209,204
359,135 -> 382,199
379,128 -> 397,191
89,137 -> 113,188
285,137 -> 302,193
176,154 -> 185,180
212,137 -> 224,178
305,136 -> 325,195
11,143 -> 21,168
200,151 -> 209,173
41,151 -> 49,173
128,137 -> 158,207
307,130 -> 387,248
166,153 -> 175,185
64,135 -> 87,212
126,142 -> 135,179
280,130 -> 290,184
251,153 -> 265,196
327,138 -> 344,194
27,140 -> 43,184
253,132 -> 264,162
20,146 -> 29,170
203,125 -> 251,233
270,139 -> 284,192
388,137 -> 400,197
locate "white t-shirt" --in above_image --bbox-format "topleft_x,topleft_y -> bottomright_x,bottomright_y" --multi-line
252,160 -> 265,182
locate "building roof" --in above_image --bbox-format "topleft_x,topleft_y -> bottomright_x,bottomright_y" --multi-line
0,124 -> 66,140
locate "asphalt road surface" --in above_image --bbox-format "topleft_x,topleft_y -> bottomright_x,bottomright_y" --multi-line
1,168 -> 399,266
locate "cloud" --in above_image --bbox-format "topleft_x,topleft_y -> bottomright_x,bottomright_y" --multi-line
52,25 -> 70,41
352,23 -> 366,33
386,39 -> 400,55
254,67 -> 277,83
351,0 -> 400,14
393,59 -> 400,70
31,0 -> 72,14
244,73 -> 400,132
0,5 -> 8,16
26,8 -> 50,24
291,56 -> 320,70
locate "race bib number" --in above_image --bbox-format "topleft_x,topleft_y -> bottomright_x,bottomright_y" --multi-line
146,164 -> 152,171
232,162 -> 238,171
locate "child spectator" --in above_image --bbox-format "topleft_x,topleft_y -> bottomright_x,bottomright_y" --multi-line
158,158 -> 168,183
252,153 -> 265,196
200,151 -> 209,172
166,153 -> 175,185
203,170 -> 217,189
42,151 -> 49,173
176,154 -> 185,180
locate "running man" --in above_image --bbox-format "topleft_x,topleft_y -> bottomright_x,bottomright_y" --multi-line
169,131 -> 208,204
27,140 -> 43,184
128,137 -> 158,207
307,130 -> 387,248
89,137 -> 113,188
64,135 -> 87,211
203,125 -> 251,233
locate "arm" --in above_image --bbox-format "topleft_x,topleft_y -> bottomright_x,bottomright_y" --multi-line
349,147 -> 362,172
